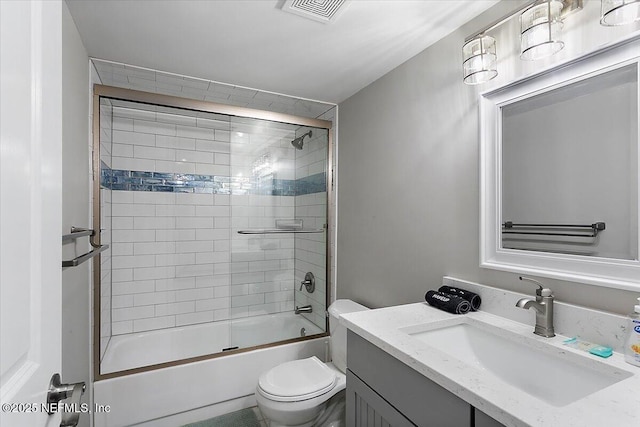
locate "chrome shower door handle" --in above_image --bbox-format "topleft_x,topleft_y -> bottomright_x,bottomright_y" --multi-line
47,373 -> 86,427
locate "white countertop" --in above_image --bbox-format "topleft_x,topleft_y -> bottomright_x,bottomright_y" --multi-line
341,302 -> 640,427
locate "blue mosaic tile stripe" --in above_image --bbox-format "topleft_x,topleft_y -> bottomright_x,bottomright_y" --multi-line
100,166 -> 326,196
100,161 -> 112,190
296,172 -> 326,196
102,168 -> 231,194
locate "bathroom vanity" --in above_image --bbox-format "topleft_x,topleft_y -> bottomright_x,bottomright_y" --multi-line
341,278 -> 640,427
347,330 -> 503,427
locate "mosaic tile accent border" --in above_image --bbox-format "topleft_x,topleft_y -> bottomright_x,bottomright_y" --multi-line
101,166 -> 325,196
296,173 -> 326,195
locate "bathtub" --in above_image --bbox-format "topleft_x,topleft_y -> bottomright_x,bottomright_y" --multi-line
94,313 -> 328,427
102,312 -> 324,374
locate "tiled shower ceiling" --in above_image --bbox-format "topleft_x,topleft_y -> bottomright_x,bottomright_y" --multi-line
92,59 -> 336,120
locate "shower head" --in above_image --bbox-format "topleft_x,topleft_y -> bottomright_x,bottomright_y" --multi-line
291,130 -> 312,150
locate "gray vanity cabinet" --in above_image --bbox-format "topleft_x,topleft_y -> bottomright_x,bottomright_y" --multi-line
475,409 -> 506,427
346,370 -> 415,427
346,330 -> 506,427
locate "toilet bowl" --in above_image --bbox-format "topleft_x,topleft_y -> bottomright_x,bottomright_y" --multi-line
256,299 -> 368,427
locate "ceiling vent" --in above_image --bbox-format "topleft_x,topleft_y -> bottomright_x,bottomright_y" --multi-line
282,0 -> 351,24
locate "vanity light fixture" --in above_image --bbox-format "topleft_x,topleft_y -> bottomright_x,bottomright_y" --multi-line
520,0 -> 565,60
462,0 -> 582,85
600,0 -> 640,25
462,34 -> 498,85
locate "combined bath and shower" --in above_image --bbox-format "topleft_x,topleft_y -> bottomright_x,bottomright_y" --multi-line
290,130 -> 312,150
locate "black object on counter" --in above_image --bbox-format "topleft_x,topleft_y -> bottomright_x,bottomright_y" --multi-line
438,286 -> 482,311
424,290 -> 471,314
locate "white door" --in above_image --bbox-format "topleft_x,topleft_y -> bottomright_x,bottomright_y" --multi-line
1,1 -> 63,426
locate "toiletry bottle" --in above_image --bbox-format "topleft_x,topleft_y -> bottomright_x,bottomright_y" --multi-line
624,297 -> 640,367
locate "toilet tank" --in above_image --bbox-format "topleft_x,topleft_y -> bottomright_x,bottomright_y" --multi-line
328,299 -> 369,373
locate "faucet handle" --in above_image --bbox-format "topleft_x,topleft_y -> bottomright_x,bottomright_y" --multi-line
519,276 -> 552,297
299,272 -> 315,293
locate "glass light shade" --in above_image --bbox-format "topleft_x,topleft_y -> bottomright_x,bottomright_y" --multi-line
462,35 -> 498,85
601,0 -> 640,25
520,0 -> 564,61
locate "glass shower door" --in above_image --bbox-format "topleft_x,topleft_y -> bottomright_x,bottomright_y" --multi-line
98,99 -> 235,373
94,84 -> 333,377
229,116 -> 329,350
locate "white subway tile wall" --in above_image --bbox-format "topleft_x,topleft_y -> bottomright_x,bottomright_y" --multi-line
110,106 -> 232,176
294,129 -> 329,329
229,116 -> 298,320
109,106 -> 232,334
111,197 -> 231,334
107,106 -> 331,336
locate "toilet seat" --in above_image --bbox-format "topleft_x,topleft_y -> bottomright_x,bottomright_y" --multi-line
258,356 -> 338,402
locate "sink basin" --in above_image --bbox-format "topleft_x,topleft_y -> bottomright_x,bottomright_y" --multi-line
400,319 -> 632,407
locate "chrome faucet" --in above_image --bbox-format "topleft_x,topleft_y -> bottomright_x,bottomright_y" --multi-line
515,276 -> 555,337
295,305 -> 313,314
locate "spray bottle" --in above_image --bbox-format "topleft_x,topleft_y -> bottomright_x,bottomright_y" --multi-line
624,297 -> 640,367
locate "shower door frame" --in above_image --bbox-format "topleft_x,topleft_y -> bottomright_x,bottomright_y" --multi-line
92,84 -> 334,380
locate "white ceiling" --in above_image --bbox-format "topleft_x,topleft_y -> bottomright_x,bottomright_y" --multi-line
66,0 -> 499,104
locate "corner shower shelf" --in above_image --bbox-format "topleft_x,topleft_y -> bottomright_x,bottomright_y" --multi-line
237,228 -> 325,235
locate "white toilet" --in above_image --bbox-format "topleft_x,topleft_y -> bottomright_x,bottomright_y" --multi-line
256,299 -> 369,427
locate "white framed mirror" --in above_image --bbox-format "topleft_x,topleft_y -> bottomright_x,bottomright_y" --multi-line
480,37 -> 640,291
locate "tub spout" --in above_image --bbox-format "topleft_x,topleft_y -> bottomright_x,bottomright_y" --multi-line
295,305 -> 312,314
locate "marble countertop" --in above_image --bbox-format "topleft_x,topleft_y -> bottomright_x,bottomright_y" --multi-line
341,302 -> 640,427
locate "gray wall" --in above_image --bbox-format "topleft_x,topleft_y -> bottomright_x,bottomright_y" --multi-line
337,0 -> 640,315
62,2 -> 91,426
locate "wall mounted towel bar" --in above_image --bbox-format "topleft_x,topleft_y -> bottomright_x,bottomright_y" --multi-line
62,246 -> 109,267
502,221 -> 606,238
62,226 -> 94,242
62,227 -> 109,268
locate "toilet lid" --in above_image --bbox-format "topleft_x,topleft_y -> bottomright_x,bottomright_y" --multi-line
258,356 -> 337,402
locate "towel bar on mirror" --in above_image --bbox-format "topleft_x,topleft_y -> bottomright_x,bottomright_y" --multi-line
502,221 -> 606,238
62,226 -> 108,268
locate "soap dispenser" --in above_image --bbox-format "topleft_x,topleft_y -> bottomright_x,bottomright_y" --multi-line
624,297 -> 640,367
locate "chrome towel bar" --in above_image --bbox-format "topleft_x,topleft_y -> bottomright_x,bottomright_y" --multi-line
62,245 -> 109,268
502,221 -> 606,238
237,228 -> 324,234
61,226 -> 94,242
62,226 -> 108,268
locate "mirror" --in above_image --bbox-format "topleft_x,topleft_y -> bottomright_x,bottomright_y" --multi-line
501,64 -> 638,260
480,38 -> 640,291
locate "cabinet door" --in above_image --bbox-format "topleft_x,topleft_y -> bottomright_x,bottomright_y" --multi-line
475,408 -> 506,427
348,331 -> 472,427
347,369 -> 416,427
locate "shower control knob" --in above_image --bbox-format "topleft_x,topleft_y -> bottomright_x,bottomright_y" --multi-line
299,280 -> 313,290
299,272 -> 315,293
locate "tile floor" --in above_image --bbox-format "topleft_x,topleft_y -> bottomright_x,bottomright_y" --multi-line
182,407 -> 267,427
